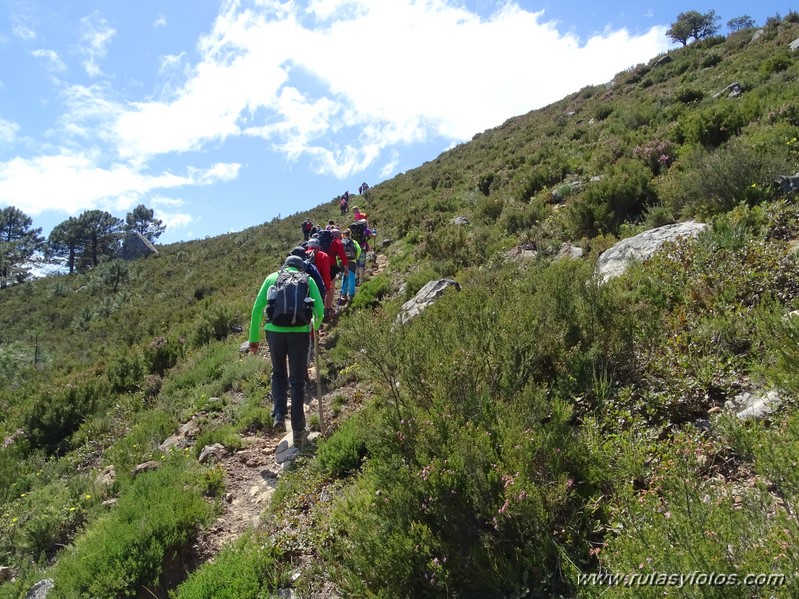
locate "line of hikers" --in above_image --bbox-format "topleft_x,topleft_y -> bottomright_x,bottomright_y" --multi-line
249,209 -> 376,447
338,182 -> 368,216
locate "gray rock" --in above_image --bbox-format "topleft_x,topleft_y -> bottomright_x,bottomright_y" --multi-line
159,418 -> 200,451
94,465 -> 116,489
790,36 -> 799,51
650,54 -> 673,68
451,216 -> 470,226
596,221 -> 707,283
116,231 -> 158,261
751,29 -> 765,43
132,460 -> 160,475
556,243 -> 584,260
774,172 -> 799,196
397,279 -> 461,324
725,390 -> 782,421
25,579 -> 54,599
713,82 -> 742,99
198,443 -> 227,464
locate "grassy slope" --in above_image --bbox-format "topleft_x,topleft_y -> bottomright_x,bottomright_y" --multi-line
1,15 -> 799,598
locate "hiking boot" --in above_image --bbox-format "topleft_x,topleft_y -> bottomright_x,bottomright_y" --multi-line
273,417 -> 286,433
293,429 -> 309,450
337,296 -> 346,306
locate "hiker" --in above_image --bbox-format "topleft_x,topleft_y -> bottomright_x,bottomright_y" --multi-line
359,182 -> 369,201
339,196 -> 348,216
315,229 -> 348,319
301,218 -> 313,241
289,246 -> 326,298
349,219 -> 373,285
353,206 -> 366,222
249,254 -> 324,444
305,237 -> 332,317
338,228 -> 361,304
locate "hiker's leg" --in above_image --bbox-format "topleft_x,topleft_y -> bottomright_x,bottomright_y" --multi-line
287,331 -> 310,433
266,330 -> 288,422
347,266 -> 356,297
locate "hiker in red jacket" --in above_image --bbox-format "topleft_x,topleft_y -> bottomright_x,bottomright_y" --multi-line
305,237 -> 332,316
327,229 -> 348,315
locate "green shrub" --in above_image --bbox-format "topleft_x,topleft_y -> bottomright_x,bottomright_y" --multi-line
143,335 -> 186,377
349,274 -> 391,311
598,427 -> 797,598
170,534 -> 283,599
190,303 -> 238,348
677,102 -> 750,148
52,459 -> 212,597
567,159 -> 655,237
761,50 -> 793,74
22,375 -> 112,454
317,412 -> 370,477
193,423 -> 243,458
658,140 -> 791,217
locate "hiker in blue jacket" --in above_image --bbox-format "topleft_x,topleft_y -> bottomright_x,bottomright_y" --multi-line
249,255 -> 324,446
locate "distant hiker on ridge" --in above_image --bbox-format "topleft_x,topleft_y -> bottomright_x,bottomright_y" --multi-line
301,218 -> 313,241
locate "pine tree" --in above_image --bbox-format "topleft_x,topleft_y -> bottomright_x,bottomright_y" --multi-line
125,204 -> 166,242
0,206 -> 44,288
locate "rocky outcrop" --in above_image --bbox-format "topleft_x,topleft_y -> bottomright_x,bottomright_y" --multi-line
774,172 -> 799,196
596,221 -> 708,283
397,279 -> 461,324
117,231 -> 158,261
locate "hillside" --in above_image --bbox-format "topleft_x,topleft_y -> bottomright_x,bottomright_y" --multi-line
2,13 -> 799,598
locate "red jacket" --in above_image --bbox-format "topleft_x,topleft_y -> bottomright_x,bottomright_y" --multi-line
328,238 -> 348,268
307,248 -> 332,290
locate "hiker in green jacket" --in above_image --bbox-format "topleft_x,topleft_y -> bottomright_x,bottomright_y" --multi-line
249,255 -> 324,445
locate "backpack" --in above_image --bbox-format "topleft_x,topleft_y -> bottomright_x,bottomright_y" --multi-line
316,229 -> 334,253
341,237 -> 357,259
266,268 -> 314,326
349,221 -> 367,244
302,219 -> 312,232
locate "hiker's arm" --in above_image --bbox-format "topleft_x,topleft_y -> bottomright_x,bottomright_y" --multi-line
248,274 -> 274,351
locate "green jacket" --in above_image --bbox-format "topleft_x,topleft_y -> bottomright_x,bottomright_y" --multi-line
249,267 -> 325,340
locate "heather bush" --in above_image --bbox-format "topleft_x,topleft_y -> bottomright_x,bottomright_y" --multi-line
52,457 -> 212,597
170,534 -> 284,599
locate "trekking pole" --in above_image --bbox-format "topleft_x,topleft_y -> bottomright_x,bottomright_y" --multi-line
314,323 -> 325,434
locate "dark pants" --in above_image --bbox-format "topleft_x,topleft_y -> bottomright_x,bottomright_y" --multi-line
266,330 -> 310,433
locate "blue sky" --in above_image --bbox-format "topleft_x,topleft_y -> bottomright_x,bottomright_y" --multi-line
0,0 -> 789,244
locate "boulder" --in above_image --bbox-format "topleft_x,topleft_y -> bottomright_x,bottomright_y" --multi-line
790,36 -> 799,51
556,243 -> 584,260
451,216 -> 470,226
198,443 -> 228,464
397,279 -> 461,324
159,418 -> 200,451
25,579 -> 54,599
94,465 -> 116,489
725,390 -> 782,421
116,231 -> 158,261
596,221 -> 707,283
774,172 -> 799,196
132,460 -> 160,476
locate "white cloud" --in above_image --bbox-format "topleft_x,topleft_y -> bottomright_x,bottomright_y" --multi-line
79,11 -> 116,77
159,52 -> 187,74
0,119 -> 20,145
154,14 -> 168,28
0,151 -> 240,216
12,15 -> 36,41
101,0 -> 670,177
32,49 -> 67,72
0,0 -> 675,234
